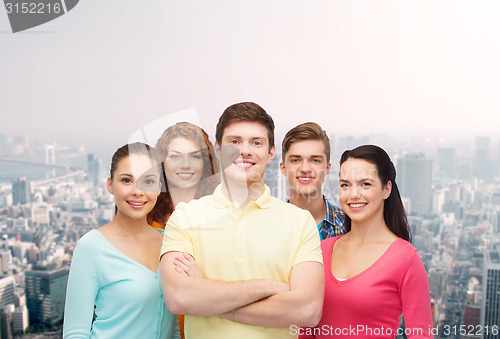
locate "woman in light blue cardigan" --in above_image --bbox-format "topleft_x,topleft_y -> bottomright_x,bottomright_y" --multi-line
63,143 -> 180,339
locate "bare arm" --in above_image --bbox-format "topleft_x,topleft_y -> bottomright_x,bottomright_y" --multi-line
219,261 -> 324,328
160,251 -> 289,317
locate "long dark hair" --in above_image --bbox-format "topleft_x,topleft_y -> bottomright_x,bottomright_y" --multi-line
340,145 -> 411,242
147,122 -> 220,227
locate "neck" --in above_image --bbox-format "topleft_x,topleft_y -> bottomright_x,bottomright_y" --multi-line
169,185 -> 198,207
110,212 -> 151,236
289,191 -> 325,225
347,212 -> 393,243
222,179 -> 265,209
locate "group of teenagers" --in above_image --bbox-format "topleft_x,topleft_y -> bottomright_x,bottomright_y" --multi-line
63,102 -> 433,338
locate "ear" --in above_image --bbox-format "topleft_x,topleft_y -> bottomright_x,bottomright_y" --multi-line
326,162 -> 331,176
383,180 -> 392,200
157,181 -> 162,197
214,141 -> 221,161
106,177 -> 113,195
280,161 -> 286,176
267,145 -> 276,164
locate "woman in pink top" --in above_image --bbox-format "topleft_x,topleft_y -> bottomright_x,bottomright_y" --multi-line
299,145 -> 433,339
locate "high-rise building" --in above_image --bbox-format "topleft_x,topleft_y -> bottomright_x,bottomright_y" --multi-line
475,136 -> 491,179
0,276 -> 15,309
11,305 -> 28,335
11,178 -> 31,205
480,248 -> 500,339
264,152 -> 287,200
397,153 -> 432,215
0,305 -> 14,339
0,252 -> 10,275
87,153 -> 101,186
436,147 -> 456,176
25,265 -> 69,326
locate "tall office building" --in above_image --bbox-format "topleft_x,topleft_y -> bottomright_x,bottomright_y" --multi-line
475,136 -> 491,179
87,153 -> 101,186
264,152 -> 287,201
11,178 -> 31,205
481,248 -> 500,339
0,306 -> 13,339
397,153 -> 432,215
25,265 -> 69,326
0,276 -> 15,309
436,147 -> 456,175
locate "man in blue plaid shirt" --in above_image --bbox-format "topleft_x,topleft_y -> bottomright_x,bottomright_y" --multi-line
280,122 -> 345,240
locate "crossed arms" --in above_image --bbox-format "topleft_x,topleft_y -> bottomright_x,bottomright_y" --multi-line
159,252 -> 324,328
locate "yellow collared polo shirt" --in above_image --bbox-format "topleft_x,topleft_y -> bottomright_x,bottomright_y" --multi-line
161,184 -> 322,339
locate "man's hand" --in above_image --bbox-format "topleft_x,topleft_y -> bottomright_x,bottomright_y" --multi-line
160,251 -> 291,317
173,252 -> 203,277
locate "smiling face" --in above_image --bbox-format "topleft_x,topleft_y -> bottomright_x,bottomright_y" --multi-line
339,158 -> 391,225
107,154 -> 161,221
280,139 -> 330,198
163,137 -> 204,190
217,121 -> 275,187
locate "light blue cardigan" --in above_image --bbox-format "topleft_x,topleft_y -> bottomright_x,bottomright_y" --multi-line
63,229 -> 180,339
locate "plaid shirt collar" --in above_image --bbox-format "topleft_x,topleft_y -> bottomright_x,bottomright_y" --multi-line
319,195 -> 345,240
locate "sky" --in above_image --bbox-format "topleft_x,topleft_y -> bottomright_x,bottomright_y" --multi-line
1,1 -> 499,159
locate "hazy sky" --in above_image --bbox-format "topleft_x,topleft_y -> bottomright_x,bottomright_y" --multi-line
1,1 -> 499,157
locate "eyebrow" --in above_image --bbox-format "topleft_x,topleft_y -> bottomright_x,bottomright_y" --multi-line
168,150 -> 202,155
339,177 -> 374,182
224,135 -> 267,141
288,154 -> 324,158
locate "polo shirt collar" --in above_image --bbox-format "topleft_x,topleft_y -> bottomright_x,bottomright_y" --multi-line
213,184 -> 271,209
253,185 -> 271,209
213,184 -> 231,208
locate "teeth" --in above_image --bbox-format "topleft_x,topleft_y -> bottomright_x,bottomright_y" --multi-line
236,162 -> 253,168
350,203 -> 366,208
177,173 -> 193,177
128,202 -> 146,206
298,177 -> 313,181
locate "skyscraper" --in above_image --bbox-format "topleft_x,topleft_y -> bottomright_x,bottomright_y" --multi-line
11,178 -> 31,205
25,265 -> 69,326
0,276 -> 15,309
397,153 -> 432,215
87,153 -> 101,186
475,136 -> 491,179
481,249 -> 500,339
436,147 -> 456,176
264,152 -> 287,200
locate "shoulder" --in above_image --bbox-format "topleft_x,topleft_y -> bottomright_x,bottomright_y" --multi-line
321,235 -> 341,251
392,238 -> 419,257
75,229 -> 103,251
388,238 -> 424,272
177,193 -> 215,212
272,196 -> 312,216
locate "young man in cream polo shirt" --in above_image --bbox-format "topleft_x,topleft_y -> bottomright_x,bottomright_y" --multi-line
159,102 -> 324,339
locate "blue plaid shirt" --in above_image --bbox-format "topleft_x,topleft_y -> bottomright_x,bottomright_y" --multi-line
319,195 -> 345,240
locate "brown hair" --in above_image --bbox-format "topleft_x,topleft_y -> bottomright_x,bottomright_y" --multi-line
110,142 -> 161,179
147,122 -> 219,226
281,122 -> 331,163
215,102 -> 275,150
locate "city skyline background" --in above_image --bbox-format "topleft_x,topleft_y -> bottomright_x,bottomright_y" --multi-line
1,1 -> 500,160
2,3 -> 500,335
